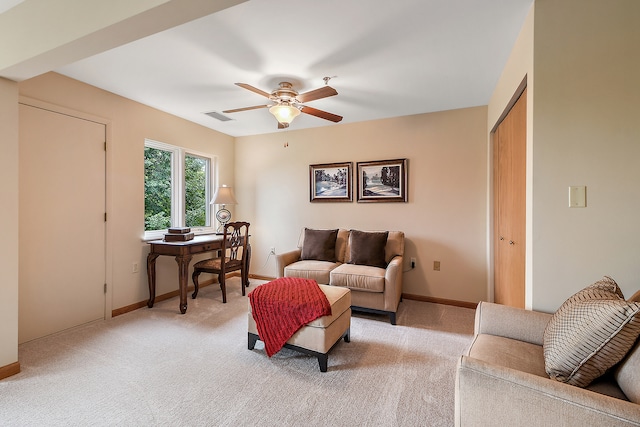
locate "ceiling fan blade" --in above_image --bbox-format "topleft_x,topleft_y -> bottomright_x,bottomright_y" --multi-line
300,105 -> 343,123
223,105 -> 269,114
235,83 -> 271,98
297,86 -> 338,103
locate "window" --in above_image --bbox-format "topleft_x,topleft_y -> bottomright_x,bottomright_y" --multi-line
144,139 -> 216,239
184,154 -> 209,228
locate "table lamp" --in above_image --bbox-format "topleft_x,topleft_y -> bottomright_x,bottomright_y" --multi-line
210,185 -> 238,233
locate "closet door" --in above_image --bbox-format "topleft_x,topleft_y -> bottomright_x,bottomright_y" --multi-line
19,103 -> 106,343
493,87 -> 526,308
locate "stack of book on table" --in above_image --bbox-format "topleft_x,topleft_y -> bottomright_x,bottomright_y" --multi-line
163,227 -> 194,242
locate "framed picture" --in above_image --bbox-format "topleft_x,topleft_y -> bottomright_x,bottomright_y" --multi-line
309,162 -> 353,202
356,159 -> 408,203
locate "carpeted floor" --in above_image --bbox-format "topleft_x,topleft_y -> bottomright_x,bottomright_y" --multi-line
0,278 -> 475,426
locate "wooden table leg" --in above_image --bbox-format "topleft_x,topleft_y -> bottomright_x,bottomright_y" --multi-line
147,253 -> 160,308
175,254 -> 192,314
243,243 -> 252,295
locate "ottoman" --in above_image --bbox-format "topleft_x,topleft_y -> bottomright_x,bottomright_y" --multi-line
248,283 -> 351,372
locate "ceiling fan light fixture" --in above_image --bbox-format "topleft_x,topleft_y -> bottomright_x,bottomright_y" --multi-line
227,81 -> 342,129
269,104 -> 300,124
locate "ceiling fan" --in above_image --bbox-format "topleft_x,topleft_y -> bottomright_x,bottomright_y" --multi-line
223,78 -> 343,129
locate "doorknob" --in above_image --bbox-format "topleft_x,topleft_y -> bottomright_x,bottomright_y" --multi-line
499,236 -> 504,241
509,240 -> 515,245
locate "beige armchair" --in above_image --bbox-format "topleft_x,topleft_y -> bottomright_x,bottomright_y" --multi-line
455,301 -> 640,426
276,228 -> 404,324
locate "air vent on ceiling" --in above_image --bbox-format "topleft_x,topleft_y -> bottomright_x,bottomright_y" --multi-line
204,111 -> 233,122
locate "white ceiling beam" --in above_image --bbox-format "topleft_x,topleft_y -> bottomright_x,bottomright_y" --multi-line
0,0 -> 246,81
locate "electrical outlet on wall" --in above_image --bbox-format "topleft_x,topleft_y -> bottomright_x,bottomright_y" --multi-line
270,247 -> 276,255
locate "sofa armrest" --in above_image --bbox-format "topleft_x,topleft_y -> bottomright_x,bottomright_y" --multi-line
455,355 -> 640,427
275,249 -> 301,278
474,301 -> 551,346
383,255 -> 403,311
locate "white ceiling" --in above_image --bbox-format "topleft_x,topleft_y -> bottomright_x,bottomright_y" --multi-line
0,0 -> 23,14
54,0 -> 533,137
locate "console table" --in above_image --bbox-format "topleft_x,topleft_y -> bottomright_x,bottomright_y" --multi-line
146,234 -> 250,314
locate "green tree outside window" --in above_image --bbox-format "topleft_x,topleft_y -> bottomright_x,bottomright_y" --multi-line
185,154 -> 207,227
144,147 -> 172,231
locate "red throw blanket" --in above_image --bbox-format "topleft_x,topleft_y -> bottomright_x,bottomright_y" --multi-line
249,277 -> 332,357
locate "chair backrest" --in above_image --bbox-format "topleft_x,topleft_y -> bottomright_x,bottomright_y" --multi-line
222,221 -> 250,270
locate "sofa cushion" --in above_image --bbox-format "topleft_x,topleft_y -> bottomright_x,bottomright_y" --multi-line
615,339 -> 640,404
543,277 -> 640,387
284,260 -> 340,285
330,263 -> 385,292
584,374 -> 630,400
615,287 -> 640,404
468,334 -> 548,378
301,228 -> 338,262
348,230 -> 388,268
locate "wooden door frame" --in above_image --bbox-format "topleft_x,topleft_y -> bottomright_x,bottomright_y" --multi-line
488,76 -> 527,305
19,96 -> 113,320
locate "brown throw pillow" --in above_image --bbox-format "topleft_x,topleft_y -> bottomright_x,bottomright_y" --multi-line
301,228 -> 338,262
543,276 -> 640,387
348,230 -> 388,268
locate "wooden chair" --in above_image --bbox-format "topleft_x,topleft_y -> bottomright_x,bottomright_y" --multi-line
191,221 -> 250,303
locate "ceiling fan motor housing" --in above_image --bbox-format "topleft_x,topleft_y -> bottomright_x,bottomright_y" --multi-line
271,82 -> 298,102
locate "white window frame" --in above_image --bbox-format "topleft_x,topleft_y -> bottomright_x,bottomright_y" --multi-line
144,139 -> 217,240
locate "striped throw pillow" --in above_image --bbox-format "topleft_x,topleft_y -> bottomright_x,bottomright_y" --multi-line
543,276 -> 640,387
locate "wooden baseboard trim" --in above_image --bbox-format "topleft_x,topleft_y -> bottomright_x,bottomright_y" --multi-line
112,280 -> 215,317
402,293 -> 478,309
0,361 -> 21,380
111,272 -> 266,317
248,273 -> 275,281
111,302 -> 146,318
112,276 -> 476,317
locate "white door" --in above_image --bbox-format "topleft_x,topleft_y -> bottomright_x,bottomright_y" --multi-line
19,103 -> 106,343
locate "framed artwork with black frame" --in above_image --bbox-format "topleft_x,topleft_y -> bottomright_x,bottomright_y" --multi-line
356,158 -> 408,203
309,162 -> 353,202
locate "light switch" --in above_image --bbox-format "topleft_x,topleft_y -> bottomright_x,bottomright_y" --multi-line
569,186 -> 586,208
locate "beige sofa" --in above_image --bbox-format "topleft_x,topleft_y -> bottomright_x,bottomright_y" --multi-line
276,228 -> 404,324
455,302 -> 640,426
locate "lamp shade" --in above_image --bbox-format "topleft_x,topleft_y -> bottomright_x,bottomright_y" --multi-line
210,185 -> 238,205
269,104 -> 300,124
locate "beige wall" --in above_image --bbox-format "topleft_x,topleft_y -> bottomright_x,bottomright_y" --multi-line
18,72 -> 236,311
235,107 -> 489,304
0,78 -> 19,369
529,0 -> 640,312
490,0 -> 640,313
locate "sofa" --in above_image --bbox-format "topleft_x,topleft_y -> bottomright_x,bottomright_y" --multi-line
455,293 -> 640,426
276,228 -> 404,324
